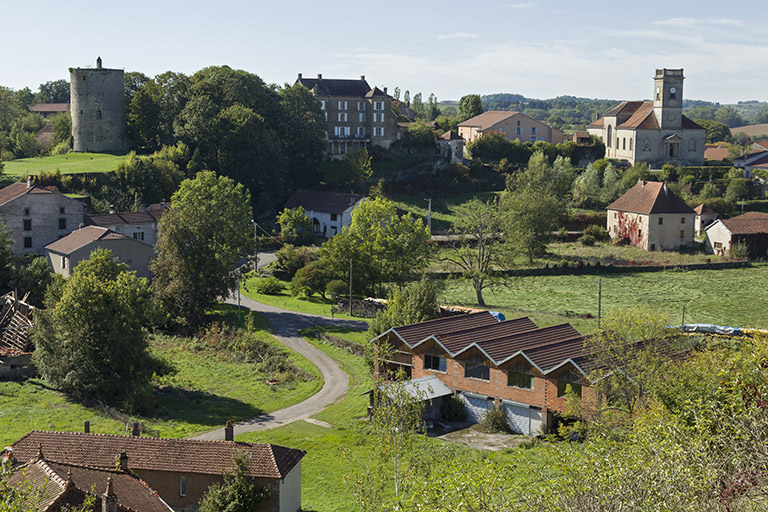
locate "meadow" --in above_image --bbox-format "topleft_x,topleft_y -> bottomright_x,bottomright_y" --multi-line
3,153 -> 127,176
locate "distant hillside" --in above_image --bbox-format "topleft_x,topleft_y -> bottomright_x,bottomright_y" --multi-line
730,124 -> 768,138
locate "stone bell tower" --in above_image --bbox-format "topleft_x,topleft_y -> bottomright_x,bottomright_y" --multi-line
652,68 -> 684,130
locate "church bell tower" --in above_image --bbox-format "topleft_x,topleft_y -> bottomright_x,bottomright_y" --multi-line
652,68 -> 684,130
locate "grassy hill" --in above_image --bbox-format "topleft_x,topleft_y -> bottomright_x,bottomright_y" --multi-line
3,153 -> 128,176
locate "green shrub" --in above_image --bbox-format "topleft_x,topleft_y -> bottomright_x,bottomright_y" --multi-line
291,260 -> 329,298
274,245 -> 318,279
441,394 -> 468,421
478,406 -> 511,434
729,242 -> 748,259
252,276 -> 285,295
326,279 -> 348,300
583,224 -> 610,242
579,234 -> 596,246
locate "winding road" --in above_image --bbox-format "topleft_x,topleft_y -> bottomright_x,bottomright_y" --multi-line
190,292 -> 367,441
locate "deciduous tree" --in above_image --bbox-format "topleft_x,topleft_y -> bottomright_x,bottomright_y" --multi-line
199,452 -> 270,512
151,171 -> 255,329
458,94 -> 483,122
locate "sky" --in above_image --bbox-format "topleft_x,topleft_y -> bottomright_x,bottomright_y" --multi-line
4,0 -> 768,104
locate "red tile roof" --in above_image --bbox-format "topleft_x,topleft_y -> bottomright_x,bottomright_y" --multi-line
435,317 -> 538,354
0,181 -> 58,206
693,203 -> 718,216
592,101 -> 702,131
721,211 -> 768,235
45,226 -> 131,255
6,458 -> 173,512
28,103 -> 70,113
704,145 -> 730,162
618,102 -> 658,129
384,311 -> 500,347
284,189 -> 365,215
439,130 -> 463,141
11,431 -> 305,480
457,111 -> 520,129
607,180 -> 695,215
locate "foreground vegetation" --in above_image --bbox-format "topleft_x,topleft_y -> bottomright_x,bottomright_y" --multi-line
0,306 -> 321,446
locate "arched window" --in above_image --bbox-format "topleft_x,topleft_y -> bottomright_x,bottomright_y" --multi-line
689,138 -> 696,151
607,126 -> 612,147
629,138 -> 633,151
622,138 -> 626,150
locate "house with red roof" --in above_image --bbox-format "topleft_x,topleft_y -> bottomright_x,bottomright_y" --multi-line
8,425 -> 305,512
606,180 -> 695,251
587,69 -> 705,166
693,203 -> 719,235
457,111 -> 565,145
705,211 -> 768,258
371,311 -> 594,435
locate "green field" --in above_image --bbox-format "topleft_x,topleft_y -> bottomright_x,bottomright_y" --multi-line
390,191 -> 501,233
0,308 -> 322,446
3,153 -> 128,176
440,264 -> 768,332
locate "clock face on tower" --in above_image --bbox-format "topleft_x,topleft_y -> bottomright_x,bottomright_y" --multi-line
670,87 -> 677,94
668,113 -> 676,121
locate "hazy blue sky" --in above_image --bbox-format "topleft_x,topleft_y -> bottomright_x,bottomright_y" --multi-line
5,0 -> 767,103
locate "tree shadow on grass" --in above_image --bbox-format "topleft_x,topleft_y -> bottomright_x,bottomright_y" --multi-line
142,386 -> 264,429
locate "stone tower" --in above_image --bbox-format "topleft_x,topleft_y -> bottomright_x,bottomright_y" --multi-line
70,57 -> 128,153
652,68 -> 684,130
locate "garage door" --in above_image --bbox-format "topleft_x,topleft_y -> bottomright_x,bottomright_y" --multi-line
459,392 -> 493,423
504,401 -> 542,435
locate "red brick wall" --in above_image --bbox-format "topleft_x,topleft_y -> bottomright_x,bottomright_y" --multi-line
133,469 -> 279,511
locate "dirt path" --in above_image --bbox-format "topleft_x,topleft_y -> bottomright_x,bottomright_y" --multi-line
189,294 -> 367,441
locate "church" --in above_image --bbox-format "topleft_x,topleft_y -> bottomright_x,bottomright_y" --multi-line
587,69 -> 705,166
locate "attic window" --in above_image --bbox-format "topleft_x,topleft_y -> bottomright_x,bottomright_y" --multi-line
557,370 -> 582,398
330,213 -> 338,221
424,353 -> 447,372
508,363 -> 533,389
179,476 -> 186,497
465,356 -> 489,381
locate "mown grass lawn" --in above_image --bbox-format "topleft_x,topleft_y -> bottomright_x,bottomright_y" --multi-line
3,153 -> 128,175
389,191 -> 502,233
242,275 -> 368,322
440,263 -> 768,332
0,307 -> 323,445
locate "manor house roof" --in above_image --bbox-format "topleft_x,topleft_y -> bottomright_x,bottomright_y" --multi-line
607,180 -> 695,215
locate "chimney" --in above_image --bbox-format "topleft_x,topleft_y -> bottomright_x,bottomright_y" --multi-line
78,223 -> 84,229
224,420 -> 234,441
109,204 -> 116,214
663,183 -> 669,194
383,87 -> 388,95
96,56 -> 102,69
84,421 -> 90,433
102,476 -> 117,512
317,73 -> 322,79
119,452 -> 128,471
360,75 -> 365,81
297,73 -> 302,79
26,176 -> 33,188
131,423 -> 140,437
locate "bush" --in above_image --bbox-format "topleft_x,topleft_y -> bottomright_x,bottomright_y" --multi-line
326,279 -> 348,300
729,242 -> 748,259
579,234 -> 596,246
274,244 -> 318,279
583,224 -> 610,242
291,260 -> 330,298
478,406 -> 511,434
441,394 -> 468,421
252,276 -> 285,295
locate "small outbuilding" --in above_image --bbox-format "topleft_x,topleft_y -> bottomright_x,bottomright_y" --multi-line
705,211 -> 768,258
693,203 -> 719,236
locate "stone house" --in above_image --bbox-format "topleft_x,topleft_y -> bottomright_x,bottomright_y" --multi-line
457,111 -> 565,145
587,68 -> 705,166
2,451 -> 173,512
437,130 -> 465,164
371,312 -> 593,435
705,211 -> 768,258
606,180 -> 695,251
84,208 -> 165,247
45,226 -> 154,280
0,180 -> 85,256
296,74 -> 398,156
10,427 -> 305,512
283,189 -> 364,238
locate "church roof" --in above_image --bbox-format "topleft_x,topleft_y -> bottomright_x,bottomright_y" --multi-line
607,180 -> 695,215
592,101 -> 704,132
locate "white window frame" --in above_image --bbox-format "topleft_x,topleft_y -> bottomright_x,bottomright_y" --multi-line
338,112 -> 348,122
359,112 -> 366,122
320,100 -> 325,110
338,100 -> 348,110
356,126 -> 366,137
357,101 -> 366,111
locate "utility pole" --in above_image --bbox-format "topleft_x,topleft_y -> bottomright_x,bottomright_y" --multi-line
424,197 -> 432,235
681,306 -> 686,327
237,272 -> 241,322
597,278 -> 602,329
349,258 -> 353,317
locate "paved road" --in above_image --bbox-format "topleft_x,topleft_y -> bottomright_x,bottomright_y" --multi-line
190,294 -> 368,441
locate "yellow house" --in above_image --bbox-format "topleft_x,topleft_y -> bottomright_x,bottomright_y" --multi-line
457,111 -> 565,145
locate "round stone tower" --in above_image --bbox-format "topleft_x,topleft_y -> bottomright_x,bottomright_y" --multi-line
70,57 -> 128,153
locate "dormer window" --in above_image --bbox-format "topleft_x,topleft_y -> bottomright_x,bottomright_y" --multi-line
424,353 -> 447,372
465,356 -> 489,381
508,362 -> 533,389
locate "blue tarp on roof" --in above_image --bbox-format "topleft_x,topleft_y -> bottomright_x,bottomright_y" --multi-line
683,324 -> 742,336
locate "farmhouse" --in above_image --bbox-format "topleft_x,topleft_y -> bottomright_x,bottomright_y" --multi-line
0,179 -> 85,256
45,226 -> 154,280
84,208 -> 165,246
2,450 -> 173,512
606,179 -> 695,251
283,189 -> 364,238
371,312 -> 593,435
10,427 -> 306,512
705,211 -> 768,258
457,111 -> 565,145
587,68 -> 705,166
